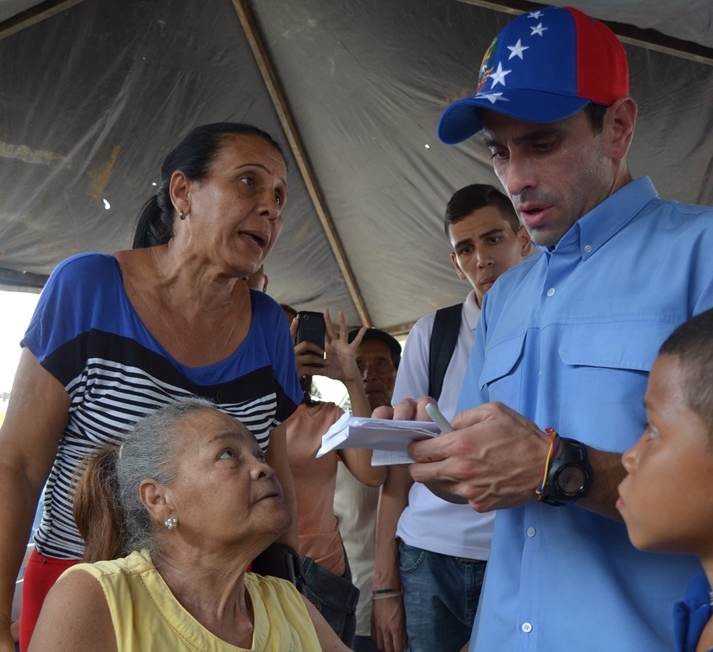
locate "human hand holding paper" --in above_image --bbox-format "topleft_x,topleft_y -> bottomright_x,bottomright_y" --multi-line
317,412 -> 440,464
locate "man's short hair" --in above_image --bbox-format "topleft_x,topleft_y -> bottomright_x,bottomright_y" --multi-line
584,103 -> 608,134
348,328 -> 401,370
444,184 -> 520,235
659,308 -> 713,434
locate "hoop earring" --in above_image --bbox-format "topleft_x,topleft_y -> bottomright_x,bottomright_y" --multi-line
164,517 -> 178,530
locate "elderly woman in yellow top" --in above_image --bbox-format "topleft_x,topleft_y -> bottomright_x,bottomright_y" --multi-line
0,122 -> 303,651
29,399 -> 350,651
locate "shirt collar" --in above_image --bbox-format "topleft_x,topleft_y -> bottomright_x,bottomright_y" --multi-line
534,177 -> 658,259
464,290 -> 481,330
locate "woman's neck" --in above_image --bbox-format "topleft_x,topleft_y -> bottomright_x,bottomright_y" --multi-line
151,547 -> 257,647
149,244 -> 247,318
115,246 -> 253,367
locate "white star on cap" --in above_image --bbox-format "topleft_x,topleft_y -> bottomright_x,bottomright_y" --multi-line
489,62 -> 511,88
477,92 -> 507,104
530,22 -> 548,36
507,39 -> 529,59
528,11 -> 543,19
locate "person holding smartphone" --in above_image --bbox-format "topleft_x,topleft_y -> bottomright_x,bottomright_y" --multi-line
281,306 -> 386,647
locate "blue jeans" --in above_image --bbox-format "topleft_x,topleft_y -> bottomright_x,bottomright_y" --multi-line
399,540 -> 486,652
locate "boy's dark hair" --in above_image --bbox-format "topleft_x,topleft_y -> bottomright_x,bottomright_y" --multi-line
444,184 -> 520,236
659,308 -> 713,432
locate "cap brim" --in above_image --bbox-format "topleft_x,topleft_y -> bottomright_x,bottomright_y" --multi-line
438,91 -> 590,145
438,100 -> 484,145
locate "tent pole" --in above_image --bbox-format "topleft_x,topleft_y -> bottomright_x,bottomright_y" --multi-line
0,0 -> 88,42
0,267 -> 47,291
231,0 -> 373,327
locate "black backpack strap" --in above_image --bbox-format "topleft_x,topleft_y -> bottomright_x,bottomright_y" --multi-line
428,303 -> 464,401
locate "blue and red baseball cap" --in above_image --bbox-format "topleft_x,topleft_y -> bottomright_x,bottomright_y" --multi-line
438,6 -> 629,144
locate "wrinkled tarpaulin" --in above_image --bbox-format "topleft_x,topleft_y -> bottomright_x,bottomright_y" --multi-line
1,0 -> 712,331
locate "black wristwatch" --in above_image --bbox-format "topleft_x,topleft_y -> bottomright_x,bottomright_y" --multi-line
541,437 -> 593,506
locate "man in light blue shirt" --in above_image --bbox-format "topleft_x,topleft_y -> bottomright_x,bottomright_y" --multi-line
383,6 -> 713,651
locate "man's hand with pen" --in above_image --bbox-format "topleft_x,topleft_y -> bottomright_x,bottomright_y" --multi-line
374,397 -> 551,512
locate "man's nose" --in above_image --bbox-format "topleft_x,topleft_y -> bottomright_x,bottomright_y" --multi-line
501,151 -> 537,198
362,364 -> 376,382
476,246 -> 494,268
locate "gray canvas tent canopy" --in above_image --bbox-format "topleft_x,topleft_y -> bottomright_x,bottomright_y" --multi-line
1,0 -> 712,333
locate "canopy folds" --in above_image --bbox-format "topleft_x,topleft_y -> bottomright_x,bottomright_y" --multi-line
1,0 -> 712,332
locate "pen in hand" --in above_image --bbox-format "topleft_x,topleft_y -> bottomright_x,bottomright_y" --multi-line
425,402 -> 454,434
420,402 -> 468,504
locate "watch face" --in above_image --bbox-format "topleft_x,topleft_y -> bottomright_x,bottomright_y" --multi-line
556,466 -> 586,496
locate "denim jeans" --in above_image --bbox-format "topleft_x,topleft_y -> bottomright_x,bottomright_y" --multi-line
399,540 -> 486,652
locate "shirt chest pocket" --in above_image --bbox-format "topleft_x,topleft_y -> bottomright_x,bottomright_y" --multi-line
478,332 -> 528,401
476,320 -> 678,449
558,320 -> 677,450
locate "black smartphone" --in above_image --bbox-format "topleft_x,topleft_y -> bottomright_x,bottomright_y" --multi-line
295,311 -> 325,350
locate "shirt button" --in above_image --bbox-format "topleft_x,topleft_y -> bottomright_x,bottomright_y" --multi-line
527,527 -> 536,537
583,244 -> 592,253
522,622 -> 533,633
546,288 -> 555,297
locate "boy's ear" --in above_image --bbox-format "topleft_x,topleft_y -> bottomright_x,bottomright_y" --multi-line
450,251 -> 468,281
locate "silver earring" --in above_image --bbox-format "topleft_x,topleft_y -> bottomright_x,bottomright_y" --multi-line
164,517 -> 178,530
179,211 -> 186,220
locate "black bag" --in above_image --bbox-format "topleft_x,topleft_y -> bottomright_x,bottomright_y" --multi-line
300,555 -> 360,647
428,302 -> 464,401
251,542 -> 307,594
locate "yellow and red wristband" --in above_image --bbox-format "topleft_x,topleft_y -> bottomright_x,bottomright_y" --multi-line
535,427 -> 561,502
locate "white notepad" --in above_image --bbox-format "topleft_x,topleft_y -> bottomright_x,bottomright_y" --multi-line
317,414 -> 441,465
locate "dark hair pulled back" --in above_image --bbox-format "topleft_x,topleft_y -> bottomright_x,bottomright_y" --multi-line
133,123 -> 285,249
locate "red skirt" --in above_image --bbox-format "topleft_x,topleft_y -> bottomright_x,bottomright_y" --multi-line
19,549 -> 78,651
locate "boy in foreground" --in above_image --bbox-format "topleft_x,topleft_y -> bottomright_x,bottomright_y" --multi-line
617,308 -> 713,652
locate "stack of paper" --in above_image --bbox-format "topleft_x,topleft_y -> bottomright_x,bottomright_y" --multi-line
317,414 -> 440,465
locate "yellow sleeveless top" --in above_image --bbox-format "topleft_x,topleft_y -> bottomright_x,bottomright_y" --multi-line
64,550 -> 321,651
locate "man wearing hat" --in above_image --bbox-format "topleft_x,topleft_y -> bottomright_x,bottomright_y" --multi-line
335,327 -> 401,652
350,328 -> 401,414
388,6 -> 713,651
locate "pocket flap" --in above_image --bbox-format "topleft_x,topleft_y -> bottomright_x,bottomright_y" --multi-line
479,332 -> 526,388
558,321 -> 675,371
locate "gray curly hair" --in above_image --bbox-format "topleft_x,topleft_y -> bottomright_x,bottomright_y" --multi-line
118,397 -> 215,553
